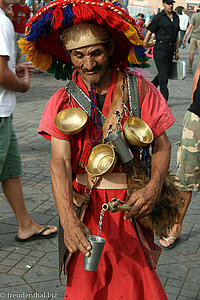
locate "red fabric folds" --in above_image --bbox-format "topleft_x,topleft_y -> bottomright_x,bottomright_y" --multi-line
64,181 -> 167,300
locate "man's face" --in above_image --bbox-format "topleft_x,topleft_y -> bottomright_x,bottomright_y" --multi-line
4,0 -> 18,5
19,0 -> 26,5
163,2 -> 174,13
70,44 -> 110,85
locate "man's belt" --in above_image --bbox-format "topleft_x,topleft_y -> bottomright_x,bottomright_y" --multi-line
76,173 -> 127,189
156,41 -> 176,46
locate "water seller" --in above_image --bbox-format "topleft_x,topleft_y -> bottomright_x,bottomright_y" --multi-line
19,1 -> 176,298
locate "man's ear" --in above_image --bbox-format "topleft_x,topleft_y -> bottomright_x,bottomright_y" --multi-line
108,39 -> 115,56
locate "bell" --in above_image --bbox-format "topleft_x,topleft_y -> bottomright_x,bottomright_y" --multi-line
54,108 -> 88,135
123,116 -> 153,147
86,144 -> 117,177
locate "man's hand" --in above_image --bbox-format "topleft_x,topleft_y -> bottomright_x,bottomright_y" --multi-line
123,182 -> 159,219
63,214 -> 92,257
174,51 -> 179,61
16,62 -> 34,78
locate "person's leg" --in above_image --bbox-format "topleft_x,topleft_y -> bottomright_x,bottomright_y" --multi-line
179,31 -> 183,48
2,177 -> 57,239
153,47 -> 170,101
180,30 -> 186,48
189,52 -> 195,72
188,38 -> 197,72
160,110 -> 200,248
0,117 -> 57,240
159,191 -> 192,248
151,75 -> 159,88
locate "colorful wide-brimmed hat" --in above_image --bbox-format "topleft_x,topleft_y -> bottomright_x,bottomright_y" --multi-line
19,0 -> 148,80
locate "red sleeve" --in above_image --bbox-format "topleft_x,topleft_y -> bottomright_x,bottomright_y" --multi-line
138,77 -> 175,139
38,87 -> 71,141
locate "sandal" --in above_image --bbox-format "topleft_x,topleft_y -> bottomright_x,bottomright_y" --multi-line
159,236 -> 179,250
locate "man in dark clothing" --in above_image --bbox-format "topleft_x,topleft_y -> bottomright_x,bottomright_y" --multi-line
144,0 -> 180,101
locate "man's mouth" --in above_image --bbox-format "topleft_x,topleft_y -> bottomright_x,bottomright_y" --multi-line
83,67 -> 100,75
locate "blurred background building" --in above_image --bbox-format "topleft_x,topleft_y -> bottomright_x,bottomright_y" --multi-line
127,0 -> 200,18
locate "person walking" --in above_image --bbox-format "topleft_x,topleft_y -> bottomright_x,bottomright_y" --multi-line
0,0 -> 57,242
19,1 -> 180,298
143,0 -> 180,101
179,9 -> 190,49
12,0 -> 31,65
159,54 -> 200,249
183,9 -> 200,74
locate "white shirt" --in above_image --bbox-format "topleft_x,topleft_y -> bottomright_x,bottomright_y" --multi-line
179,13 -> 190,31
0,8 -> 16,117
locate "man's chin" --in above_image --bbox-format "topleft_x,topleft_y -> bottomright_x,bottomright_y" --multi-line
82,75 -> 101,85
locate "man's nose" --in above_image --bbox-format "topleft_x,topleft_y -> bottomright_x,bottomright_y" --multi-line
83,56 -> 96,70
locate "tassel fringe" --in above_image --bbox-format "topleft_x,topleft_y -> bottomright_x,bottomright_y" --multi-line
19,0 -> 148,80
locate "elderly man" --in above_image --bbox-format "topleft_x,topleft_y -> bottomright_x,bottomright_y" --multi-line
19,1 -> 177,298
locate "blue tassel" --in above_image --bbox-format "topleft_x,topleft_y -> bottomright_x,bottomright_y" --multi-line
133,45 -> 146,57
62,5 -> 75,24
27,10 -> 53,41
111,1 -> 122,8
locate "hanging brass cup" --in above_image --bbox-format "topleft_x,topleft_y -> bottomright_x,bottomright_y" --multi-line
86,144 -> 117,177
54,108 -> 88,135
123,116 -> 153,147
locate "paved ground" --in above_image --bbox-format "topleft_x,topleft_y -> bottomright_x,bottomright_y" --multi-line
0,46 -> 200,300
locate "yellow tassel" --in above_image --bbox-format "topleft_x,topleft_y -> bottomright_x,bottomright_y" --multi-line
18,37 -> 52,70
32,51 -> 43,67
123,22 -> 143,46
40,54 -> 52,71
127,48 -> 138,64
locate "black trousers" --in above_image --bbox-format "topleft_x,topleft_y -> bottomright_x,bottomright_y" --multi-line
152,43 -> 175,101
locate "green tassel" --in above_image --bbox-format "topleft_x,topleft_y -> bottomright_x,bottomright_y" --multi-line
128,62 -> 150,69
135,53 -> 149,63
47,57 -> 73,80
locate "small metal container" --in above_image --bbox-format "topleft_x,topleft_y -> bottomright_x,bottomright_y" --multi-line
83,235 -> 106,272
104,130 -> 133,163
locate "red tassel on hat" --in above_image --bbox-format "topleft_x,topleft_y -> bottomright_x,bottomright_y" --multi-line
51,6 -> 64,29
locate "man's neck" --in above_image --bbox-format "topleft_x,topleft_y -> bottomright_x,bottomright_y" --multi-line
165,10 -> 173,18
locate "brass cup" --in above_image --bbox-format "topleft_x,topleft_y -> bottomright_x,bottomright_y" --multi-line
86,144 -> 117,177
123,116 -> 153,147
54,108 -> 88,135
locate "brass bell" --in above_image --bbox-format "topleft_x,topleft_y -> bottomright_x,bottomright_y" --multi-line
123,116 -> 153,147
86,144 -> 117,177
54,108 -> 88,135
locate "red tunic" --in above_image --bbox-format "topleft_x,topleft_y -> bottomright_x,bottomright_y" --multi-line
38,69 -> 175,300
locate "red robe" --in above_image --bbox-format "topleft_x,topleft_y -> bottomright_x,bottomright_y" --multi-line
39,68 -> 175,300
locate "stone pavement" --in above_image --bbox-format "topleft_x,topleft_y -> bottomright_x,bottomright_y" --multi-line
0,47 -> 200,300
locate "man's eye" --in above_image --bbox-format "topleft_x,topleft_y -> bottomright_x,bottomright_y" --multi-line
75,55 -> 83,59
92,51 -> 102,56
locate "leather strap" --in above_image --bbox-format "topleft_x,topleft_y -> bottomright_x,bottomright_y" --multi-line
65,81 -> 106,126
127,73 -> 140,118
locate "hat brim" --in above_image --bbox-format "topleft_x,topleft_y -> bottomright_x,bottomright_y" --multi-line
19,0 -> 149,80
